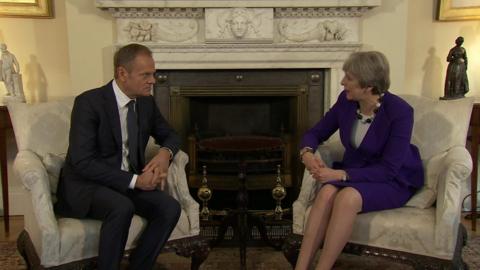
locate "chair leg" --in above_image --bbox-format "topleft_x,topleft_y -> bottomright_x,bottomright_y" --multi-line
16,230 -> 28,264
17,230 -> 45,270
166,236 -> 211,270
17,229 -> 98,270
282,233 -> 303,268
190,240 -> 210,270
451,224 -> 469,270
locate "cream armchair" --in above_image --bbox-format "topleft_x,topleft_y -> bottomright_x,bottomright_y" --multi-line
283,95 -> 474,269
8,98 -> 209,269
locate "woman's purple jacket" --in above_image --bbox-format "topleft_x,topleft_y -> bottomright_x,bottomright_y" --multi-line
300,90 -> 424,189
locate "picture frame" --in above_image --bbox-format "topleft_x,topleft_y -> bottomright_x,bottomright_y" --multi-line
0,0 -> 53,18
437,0 -> 480,21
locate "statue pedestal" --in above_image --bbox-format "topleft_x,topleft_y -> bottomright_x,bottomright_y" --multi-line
2,73 -> 26,103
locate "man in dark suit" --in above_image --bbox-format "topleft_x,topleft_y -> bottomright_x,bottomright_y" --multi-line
55,44 -> 181,270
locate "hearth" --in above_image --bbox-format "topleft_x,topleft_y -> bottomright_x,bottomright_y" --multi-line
154,69 -> 324,195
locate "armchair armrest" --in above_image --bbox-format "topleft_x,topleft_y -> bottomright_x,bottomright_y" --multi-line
13,150 -> 60,262
434,146 -> 472,255
293,138 -> 345,235
292,165 -> 317,235
167,150 -> 200,235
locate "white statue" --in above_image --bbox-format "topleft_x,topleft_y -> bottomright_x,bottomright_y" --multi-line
0,43 -> 26,103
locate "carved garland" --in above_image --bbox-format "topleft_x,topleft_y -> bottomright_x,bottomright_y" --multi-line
122,18 -> 199,42
277,19 -> 348,42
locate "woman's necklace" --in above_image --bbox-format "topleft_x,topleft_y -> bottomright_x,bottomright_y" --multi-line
356,93 -> 385,125
356,110 -> 374,124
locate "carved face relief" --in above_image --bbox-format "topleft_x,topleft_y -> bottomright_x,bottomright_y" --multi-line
205,7 -> 273,43
230,15 -> 249,38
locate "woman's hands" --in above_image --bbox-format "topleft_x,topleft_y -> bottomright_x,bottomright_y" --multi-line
302,152 -> 325,173
302,152 -> 347,183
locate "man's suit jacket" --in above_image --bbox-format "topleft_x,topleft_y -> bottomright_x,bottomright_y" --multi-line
55,81 -> 180,218
300,90 -> 424,189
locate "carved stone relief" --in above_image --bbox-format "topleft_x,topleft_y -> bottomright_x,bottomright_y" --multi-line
124,20 -> 156,42
277,19 -> 349,43
118,18 -> 199,43
205,8 -> 273,43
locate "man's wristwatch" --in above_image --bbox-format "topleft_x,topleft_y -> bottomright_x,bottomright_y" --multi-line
299,147 -> 314,161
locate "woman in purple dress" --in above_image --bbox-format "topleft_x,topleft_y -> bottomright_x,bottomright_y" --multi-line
295,51 -> 424,270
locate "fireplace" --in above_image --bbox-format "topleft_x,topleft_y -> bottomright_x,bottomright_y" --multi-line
153,69 -> 324,194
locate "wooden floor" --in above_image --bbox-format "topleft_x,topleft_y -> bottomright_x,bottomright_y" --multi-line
0,213 -> 479,242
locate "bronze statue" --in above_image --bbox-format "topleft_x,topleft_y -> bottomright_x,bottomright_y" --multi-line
441,36 -> 469,100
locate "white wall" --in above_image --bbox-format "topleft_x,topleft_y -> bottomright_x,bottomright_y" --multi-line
64,0 -> 115,94
363,0 -> 409,95
363,0 -> 480,98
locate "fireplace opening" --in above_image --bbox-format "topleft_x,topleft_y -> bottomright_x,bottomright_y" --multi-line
187,94 -> 294,191
190,96 -> 291,139
187,95 -> 295,211
154,69 -> 325,210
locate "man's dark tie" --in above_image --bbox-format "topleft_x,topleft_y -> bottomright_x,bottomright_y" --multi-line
127,100 -> 139,173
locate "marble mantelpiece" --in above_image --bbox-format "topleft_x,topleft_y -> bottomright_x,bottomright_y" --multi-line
96,0 -> 381,107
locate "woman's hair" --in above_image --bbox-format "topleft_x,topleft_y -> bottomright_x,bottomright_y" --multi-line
114,43 -> 152,78
342,51 -> 390,95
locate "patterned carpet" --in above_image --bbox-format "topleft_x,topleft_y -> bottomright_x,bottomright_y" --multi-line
1,235 -> 479,269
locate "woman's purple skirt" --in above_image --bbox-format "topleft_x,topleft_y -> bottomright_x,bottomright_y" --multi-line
322,180 -> 414,213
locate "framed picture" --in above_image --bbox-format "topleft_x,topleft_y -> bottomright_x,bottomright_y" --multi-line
0,0 -> 53,18
437,0 -> 480,21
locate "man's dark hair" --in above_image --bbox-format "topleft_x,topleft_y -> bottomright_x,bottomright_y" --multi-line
113,43 -> 152,78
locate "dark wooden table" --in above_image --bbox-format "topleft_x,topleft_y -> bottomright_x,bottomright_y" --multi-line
468,103 -> 480,231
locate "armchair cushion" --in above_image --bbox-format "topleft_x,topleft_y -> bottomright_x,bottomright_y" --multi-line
7,98 -> 74,157
400,95 -> 473,208
402,96 -> 473,160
